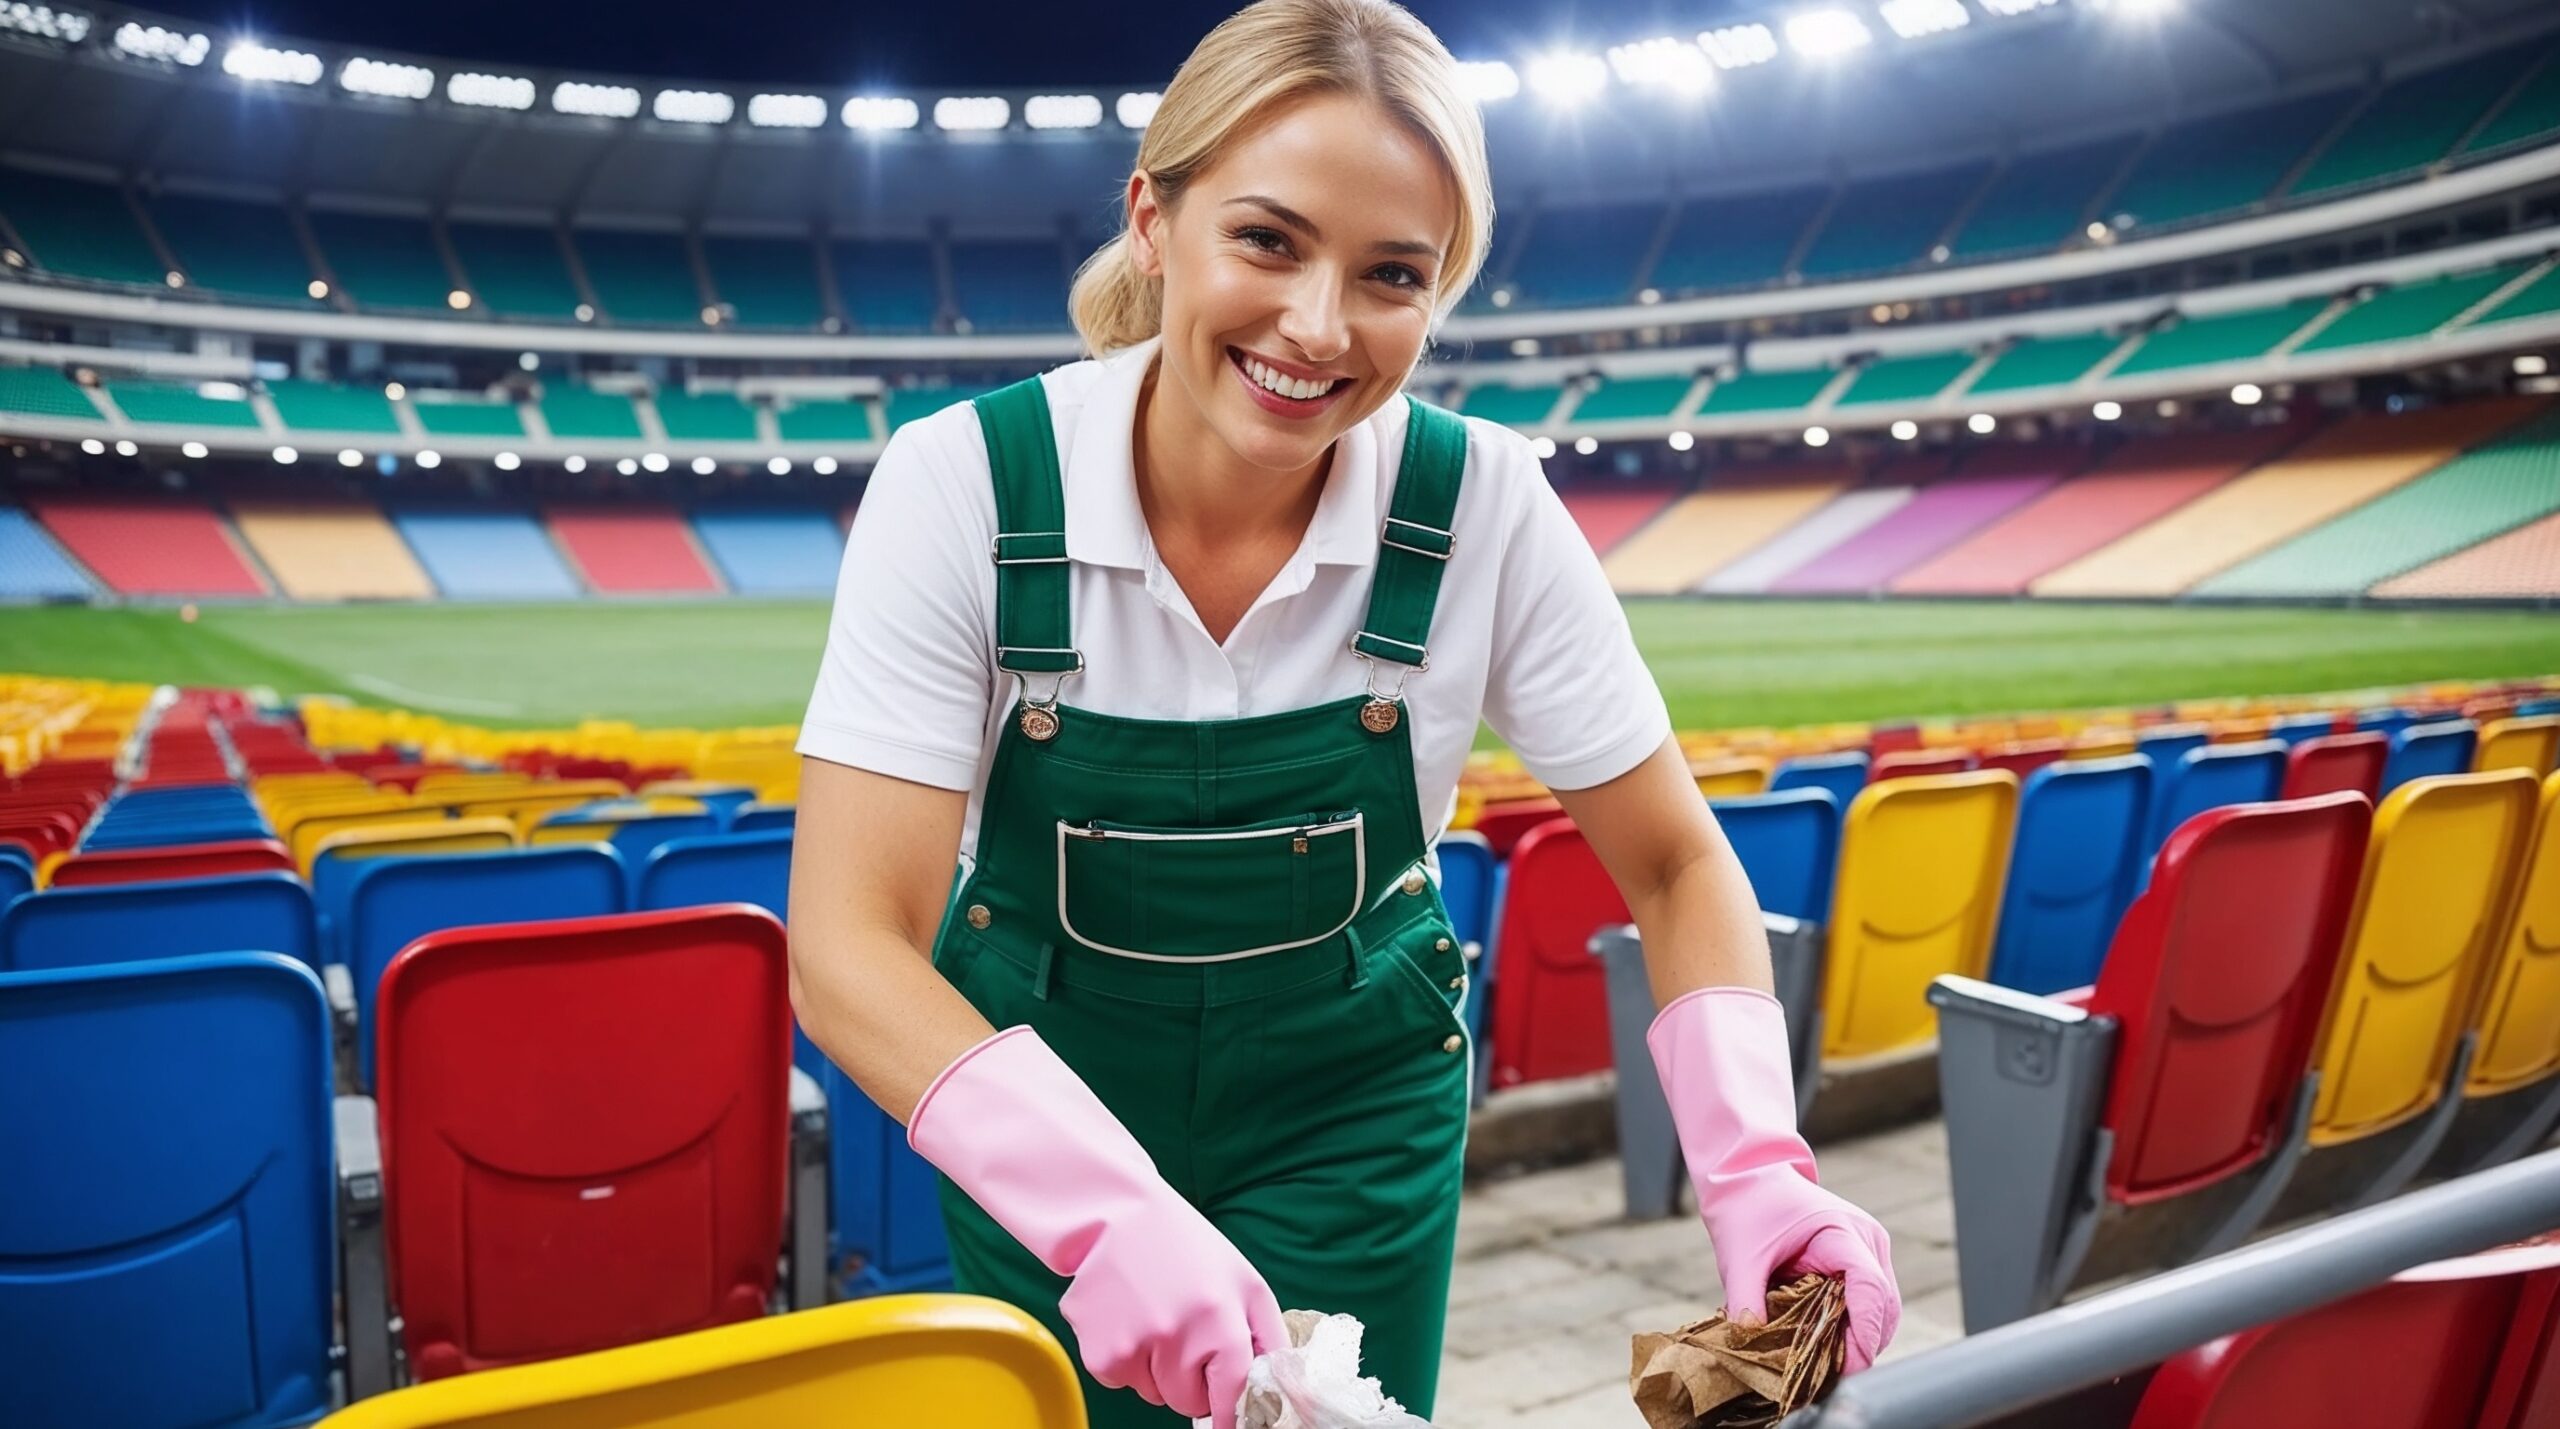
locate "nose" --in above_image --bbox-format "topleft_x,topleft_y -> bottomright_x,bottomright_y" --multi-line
1274,268 -> 1350,366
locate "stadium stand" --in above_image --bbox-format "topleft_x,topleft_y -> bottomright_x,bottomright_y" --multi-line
306,209 -> 456,312
2110,298 -> 2331,377
1944,135 -> 2140,259
1831,350 -> 1975,409
1966,330 -> 2125,396
700,233 -> 828,329
1567,374 -> 1695,425
228,503 -> 437,602
26,495 -> 268,597
1771,467 -> 2064,594
1819,770 -> 2018,1061
103,377 -> 261,428
445,221 -> 584,322
1703,481 -> 1916,594
1458,381 -> 1566,428
544,505 -> 724,594
1601,469 -> 1851,595
1554,488 -> 1677,556
1797,161 -> 1991,280
2101,89 -> 2357,230
2288,44 -> 2546,198
830,237 -> 941,333
148,191 -> 319,306
0,366 -> 102,421
884,385 -> 983,434
688,509 -> 847,595
773,397 -> 875,443
2298,262 -> 2539,353
535,386 -> 643,441
1694,365 -> 1836,417
2466,48 -> 2560,155
1503,201 -> 1658,309
2479,261 -> 2560,327
574,228 -> 704,326
946,238 -> 1069,333
266,378 -> 403,436
408,393 -> 526,439
2376,509 -> 2560,599
0,166 -> 165,287
653,389 -> 759,443
388,509 -> 583,598
1648,186 -> 1826,294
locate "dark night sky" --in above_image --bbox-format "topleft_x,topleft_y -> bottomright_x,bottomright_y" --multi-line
138,0 -> 1746,88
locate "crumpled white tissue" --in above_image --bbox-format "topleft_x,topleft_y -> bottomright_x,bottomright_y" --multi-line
1203,1309 -> 1434,1429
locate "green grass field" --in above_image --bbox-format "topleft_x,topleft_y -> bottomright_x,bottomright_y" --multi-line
2,600 -> 2556,734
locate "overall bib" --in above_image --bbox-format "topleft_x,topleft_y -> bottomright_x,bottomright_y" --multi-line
929,376 -> 1474,1428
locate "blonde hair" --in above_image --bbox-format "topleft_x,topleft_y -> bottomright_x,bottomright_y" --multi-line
1068,0 -> 1494,357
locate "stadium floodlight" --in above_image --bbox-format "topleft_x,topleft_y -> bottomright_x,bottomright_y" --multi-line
1803,426 -> 1832,447
114,22 -> 208,66
2094,0 -> 2179,19
748,93 -> 827,128
767,456 -> 791,475
224,41 -> 322,86
1026,94 -> 1104,130
1980,0 -> 2059,13
340,57 -> 434,100
1,4 -> 91,43
446,289 -> 471,310
1530,436 -> 1557,459
1452,61 -> 1520,104
494,451 -> 521,471
165,270 -> 185,288
2518,355 -> 2551,377
2230,382 -> 2263,406
1697,23 -> 1779,69
1967,412 -> 1997,434
688,456 -> 715,475
813,455 -> 839,475
1116,91 -> 1164,127
416,450 -> 442,468
113,439 -> 137,457
1879,0 -> 1969,39
654,89 -> 735,125
935,96 -> 1012,132
843,96 -> 921,131
80,438 -> 103,455
2093,399 -> 2123,420
615,457 -> 639,476
181,441 -> 208,459
307,279 -> 331,299
1890,419 -> 1919,440
273,445 -> 299,465
564,455 -> 587,473
1667,430 -> 1695,451
1608,37 -> 1713,95
1526,52 -> 1608,107
1784,10 -> 1873,59
447,72 -> 535,110
335,448 -> 360,467
642,452 -> 670,473
1573,435 -> 1600,455
553,81 -> 642,119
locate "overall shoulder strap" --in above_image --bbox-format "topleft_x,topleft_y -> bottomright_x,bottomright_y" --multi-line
1352,395 -> 1468,670
972,377 -> 1081,676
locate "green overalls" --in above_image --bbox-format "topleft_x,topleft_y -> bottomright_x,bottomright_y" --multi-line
928,375 -> 1475,1428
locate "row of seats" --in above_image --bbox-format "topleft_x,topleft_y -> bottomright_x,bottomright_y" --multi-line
0,166 -> 1068,333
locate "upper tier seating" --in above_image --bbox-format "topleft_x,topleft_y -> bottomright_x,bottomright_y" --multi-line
2291,44 -> 2546,197
0,167 -> 164,286
1695,366 -> 1835,416
884,386 -> 983,434
575,229 -> 703,326
1798,161 -> 1991,279
228,502 -> 436,601
150,192 -> 317,306
2104,89 -> 2357,229
1458,382 -> 1566,428
0,506 -> 94,599
701,234 -> 827,329
388,509 -> 583,598
1649,186 -> 1827,294
688,510 -> 847,595
1569,374 -> 1695,425
27,496 -> 268,597
1969,331 -> 2124,395
2299,262 -> 2535,352
544,505 -> 724,594
830,238 -> 940,333
265,378 -> 401,436
408,393 -> 525,439
536,387 -> 643,441
773,398 -> 873,443
947,239 -> 1069,333
306,209 -> 454,312
103,378 -> 260,428
0,366 -> 102,421
654,390 -> 759,443
447,222 -> 583,322
1601,470 -> 1851,595
1946,135 -> 2140,259
2478,262 -> 2560,327
1504,201 -> 1658,309
2466,49 -> 2560,155
1833,351 -> 1974,409
2112,298 -> 2330,376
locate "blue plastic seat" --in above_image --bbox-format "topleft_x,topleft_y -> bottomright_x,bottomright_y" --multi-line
2134,726 -> 2209,776
728,803 -> 796,834
1435,831 -> 1496,953
2382,720 -> 2481,794
0,871 -> 318,973
2356,707 -> 2417,739
2138,741 -> 2288,889
0,851 -> 30,910
1988,756 -> 2155,994
1709,787 -> 1841,922
0,952 -> 336,1427
2269,713 -> 2341,746
344,846 -> 626,1088
636,829 -> 792,916
81,786 -> 272,850
1769,751 -> 1868,815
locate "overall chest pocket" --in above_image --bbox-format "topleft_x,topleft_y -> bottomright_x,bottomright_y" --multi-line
1057,811 -> 1366,960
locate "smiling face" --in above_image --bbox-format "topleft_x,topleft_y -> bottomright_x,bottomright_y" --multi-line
1128,89 -> 1460,484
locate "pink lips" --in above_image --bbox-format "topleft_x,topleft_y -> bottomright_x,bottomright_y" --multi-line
1228,347 -> 1352,420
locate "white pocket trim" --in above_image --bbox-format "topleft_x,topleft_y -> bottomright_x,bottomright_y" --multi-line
1054,813 -> 1367,962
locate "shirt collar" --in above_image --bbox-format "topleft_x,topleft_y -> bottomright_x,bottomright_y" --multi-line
1063,334 -> 1387,573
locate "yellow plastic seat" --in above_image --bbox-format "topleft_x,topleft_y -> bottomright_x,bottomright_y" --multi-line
2476,716 -> 2560,778
2467,772 -> 2560,1098
1822,769 -> 2020,1059
317,1294 -> 1085,1429
311,818 -> 519,874
291,805 -> 455,877
2308,770 -> 2542,1147
1692,756 -> 1772,799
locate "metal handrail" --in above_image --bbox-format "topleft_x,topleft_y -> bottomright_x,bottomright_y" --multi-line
1783,1147 -> 2560,1429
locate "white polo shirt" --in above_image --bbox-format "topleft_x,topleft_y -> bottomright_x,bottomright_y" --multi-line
796,335 -> 1671,862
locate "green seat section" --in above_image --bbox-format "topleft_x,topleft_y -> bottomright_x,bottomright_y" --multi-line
1834,351 -> 1973,407
947,240 -> 1069,333
833,238 -> 941,333
1968,331 -> 2122,394
2297,264 -> 2531,352
539,387 -> 643,441
2112,298 -> 2328,376
1458,383 -> 1564,428
1949,136 -> 2140,259
655,390 -> 759,442
885,386 -> 985,433
411,396 -> 525,438
776,399 -> 875,443
577,229 -> 703,326
1650,187 -> 1828,295
1696,367 -> 1835,416
306,209 -> 454,311
2294,48 -> 2540,197
1570,375 -> 1694,424
2464,47 -> 2560,155
1504,202 -> 1659,308
1797,162 -> 1991,279
2106,89 -> 2353,229
151,193 -> 315,305
107,379 -> 261,428
702,234 -> 826,329
448,222 -> 581,321
2476,263 -> 2560,327
266,379 -> 400,435
0,169 -> 164,286
0,367 -> 101,421
2199,405 -> 2560,597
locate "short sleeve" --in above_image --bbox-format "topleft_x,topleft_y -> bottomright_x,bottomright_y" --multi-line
1477,430 -> 1673,791
795,412 -> 997,791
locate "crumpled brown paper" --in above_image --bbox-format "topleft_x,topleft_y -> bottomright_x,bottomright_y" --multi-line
1627,1275 -> 1848,1429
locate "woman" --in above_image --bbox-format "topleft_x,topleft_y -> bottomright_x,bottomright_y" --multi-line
788,2 -> 1899,1424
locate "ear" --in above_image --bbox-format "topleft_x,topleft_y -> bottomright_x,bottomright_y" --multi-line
1126,172 -> 1166,279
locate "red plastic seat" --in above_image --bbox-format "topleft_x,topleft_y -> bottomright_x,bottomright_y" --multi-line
2281,731 -> 2389,802
1488,819 -> 1628,1088
2086,793 -> 2369,1204
46,838 -> 297,888
1873,748 -> 1975,780
375,904 -> 793,1380
1977,740 -> 2069,781
1472,798 -> 1565,860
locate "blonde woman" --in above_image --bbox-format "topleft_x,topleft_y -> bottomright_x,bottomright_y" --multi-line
789,2 -> 1899,1424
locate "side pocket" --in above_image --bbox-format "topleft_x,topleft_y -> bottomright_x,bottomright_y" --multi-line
1380,921 -> 1469,1033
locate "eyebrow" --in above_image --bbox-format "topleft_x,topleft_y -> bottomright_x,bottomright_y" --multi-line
1225,194 -> 1443,261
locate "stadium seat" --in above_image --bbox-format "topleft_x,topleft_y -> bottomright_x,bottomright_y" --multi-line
1704,483 -> 1918,594
1602,473 -> 1852,595
1504,200 -> 1660,308
2281,731 -> 2389,802
2443,771 -> 2560,1172
1472,797 -> 1565,859
231,501 -> 437,601
100,376 -> 262,427
533,808 -> 724,877
1873,748 -> 1974,779
946,239 -> 1068,333
2380,496 -> 2560,597
312,1294 -> 1085,1429
2104,88 -> 2354,228
1487,818 -> 1626,1089
150,191 -> 319,305
1649,186 -> 1827,294
446,221 -> 582,321
1458,381 -> 1565,428
2297,261 -> 2535,354
307,209 -> 456,312
1776,469 -> 2068,593
1967,330 -> 2123,396
27,495 -> 270,597
688,508 -> 846,593
1932,793 -> 2372,1329
831,237 -> 942,333
536,385 -> 645,441
2478,716 -> 2560,777
1987,757 -> 2154,996
1831,350 -> 1974,409
1,850 -> 31,906
1556,487 -> 1680,556
389,508 -> 584,598
2113,298 -> 2330,378
0,504 -> 96,600
1769,750 -> 1869,814
575,229 -> 705,326
0,953 -> 345,1427
545,505 -> 724,594
774,396 -> 875,442
46,836 -> 295,888
1821,770 -> 2018,1061
1569,376 -> 1695,427
1797,161 -> 1990,278
1691,364 -> 1838,419
727,803 -> 796,834
653,388 -> 759,442
2139,741 -> 2289,884
885,384 -> 987,433
370,905 -> 811,1379
1977,740 -> 2068,781
309,819 -> 518,965
1691,756 -> 1771,798
1712,787 -> 1840,924
0,871 -> 318,973
0,167 -> 165,286
2290,45 -> 2541,198
1947,134 -> 2140,258
700,233 -> 827,329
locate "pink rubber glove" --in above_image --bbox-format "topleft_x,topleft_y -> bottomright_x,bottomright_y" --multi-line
1648,986 -> 1901,1372
909,1025 -> 1288,1427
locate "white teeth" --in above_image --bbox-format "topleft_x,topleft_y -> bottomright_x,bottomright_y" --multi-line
1242,354 -> 1336,402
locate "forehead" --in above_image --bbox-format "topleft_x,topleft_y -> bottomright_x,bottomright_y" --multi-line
1194,92 -> 1457,236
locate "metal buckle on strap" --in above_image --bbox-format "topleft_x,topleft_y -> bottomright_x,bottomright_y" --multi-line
1349,632 -> 1429,673
1381,517 -> 1455,561
991,532 -> 1069,566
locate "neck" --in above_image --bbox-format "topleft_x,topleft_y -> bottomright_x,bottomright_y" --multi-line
1132,351 -> 1330,547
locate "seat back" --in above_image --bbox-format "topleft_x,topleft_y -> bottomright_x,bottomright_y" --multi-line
2309,770 -> 2542,1147
347,846 -> 626,1088
2468,773 -> 2560,1098
1473,797 -> 1565,859
0,953 -> 334,1427
1769,751 -> 1869,813
2268,712 -> 2344,745
1432,831 -> 1498,952
311,819 -> 520,962
1988,756 -> 2154,995
1823,771 -> 2019,1058
0,871 -> 318,972
2478,717 -> 2560,777
1691,756 -> 1771,799
1,849 -> 34,907
1710,788 -> 1840,922
1487,819 -> 1628,1087
2282,731 -> 2388,802
2141,741 -> 2288,880
636,829 -> 793,917
2089,795 -> 2368,1203
1977,740 -> 2069,781
377,905 -> 792,1380
727,802 -> 796,834
312,1294 -> 1086,1429
46,837 -> 295,888
1872,748 -> 1974,780
2384,720 -> 2480,795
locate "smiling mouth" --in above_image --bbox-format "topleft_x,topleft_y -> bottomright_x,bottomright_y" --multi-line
1228,346 -> 1350,403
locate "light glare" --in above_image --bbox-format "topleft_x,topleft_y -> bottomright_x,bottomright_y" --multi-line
747,93 -> 827,128
842,96 -> 920,131
1526,52 -> 1608,106
653,89 -> 736,125
1025,94 -> 1103,130
553,81 -> 642,118
1698,23 -> 1779,68
447,72 -> 535,110
339,57 -> 434,99
223,40 -> 321,85
1784,10 -> 1873,58
1115,91 -> 1163,127
933,96 -> 1012,131
1453,61 -> 1521,103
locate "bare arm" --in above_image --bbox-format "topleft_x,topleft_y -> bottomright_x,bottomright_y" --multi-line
1550,734 -> 1772,1009
786,754 -> 999,1123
